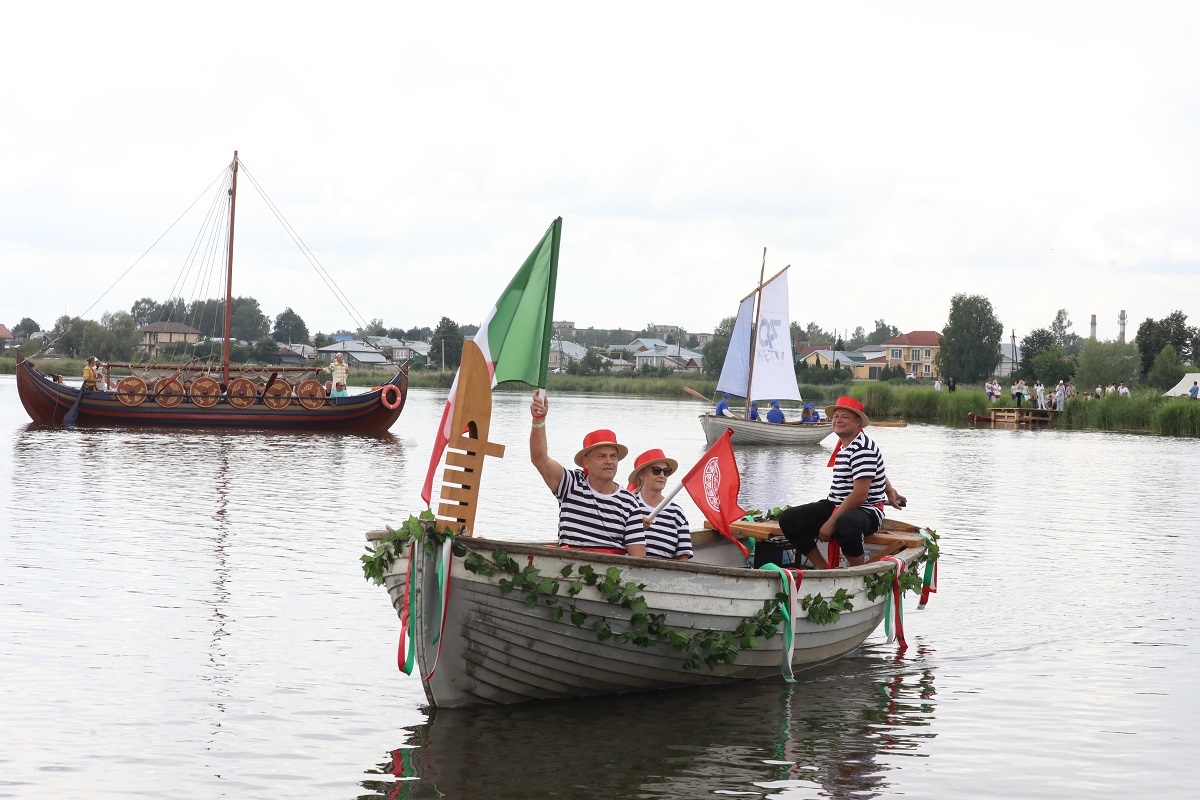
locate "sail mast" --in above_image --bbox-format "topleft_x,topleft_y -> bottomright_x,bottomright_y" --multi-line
221,151 -> 239,385
743,247 -> 767,417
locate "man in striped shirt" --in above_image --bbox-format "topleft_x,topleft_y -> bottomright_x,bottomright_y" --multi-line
778,396 -> 906,569
529,391 -> 646,556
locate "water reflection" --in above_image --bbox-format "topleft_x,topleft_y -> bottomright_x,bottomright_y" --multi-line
360,647 -> 938,799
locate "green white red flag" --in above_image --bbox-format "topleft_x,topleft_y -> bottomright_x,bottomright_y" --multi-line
420,218 -> 562,505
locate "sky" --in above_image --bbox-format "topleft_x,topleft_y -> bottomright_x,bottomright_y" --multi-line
3,1 -> 1199,344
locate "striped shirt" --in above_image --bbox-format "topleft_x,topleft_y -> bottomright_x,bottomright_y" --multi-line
555,470 -> 645,552
827,430 -> 888,523
634,494 -> 693,560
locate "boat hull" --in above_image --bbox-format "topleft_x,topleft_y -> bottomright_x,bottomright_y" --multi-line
14,354 -> 407,434
700,413 -> 833,446
377,533 -> 925,708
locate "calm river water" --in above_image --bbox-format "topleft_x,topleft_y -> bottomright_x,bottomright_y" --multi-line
2,375 -> 1198,799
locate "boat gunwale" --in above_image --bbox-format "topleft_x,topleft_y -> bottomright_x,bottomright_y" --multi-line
366,530 -> 927,582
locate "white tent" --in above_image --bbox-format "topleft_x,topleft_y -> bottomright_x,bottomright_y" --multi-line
1163,372 -> 1200,397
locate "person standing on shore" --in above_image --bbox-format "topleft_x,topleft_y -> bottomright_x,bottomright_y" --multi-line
1190,381 -> 1199,400
1055,380 -> 1065,411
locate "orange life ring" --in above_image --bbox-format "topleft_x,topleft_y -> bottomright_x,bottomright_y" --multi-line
380,384 -> 401,410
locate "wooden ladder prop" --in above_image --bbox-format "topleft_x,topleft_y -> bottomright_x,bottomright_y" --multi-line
436,339 -> 506,535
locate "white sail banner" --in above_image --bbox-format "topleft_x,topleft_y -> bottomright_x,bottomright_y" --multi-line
715,296 -> 755,397
749,271 -> 802,402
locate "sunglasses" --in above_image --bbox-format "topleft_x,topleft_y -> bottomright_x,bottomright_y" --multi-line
648,466 -> 673,476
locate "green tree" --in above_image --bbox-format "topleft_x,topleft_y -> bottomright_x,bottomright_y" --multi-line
231,297 -> 270,342
51,315 -> 86,357
1018,328 -> 1055,380
252,337 -> 280,364
312,332 -> 333,349
13,317 -> 41,339
81,312 -> 140,361
1030,345 -> 1074,385
130,297 -> 160,326
404,325 -> 432,341
159,297 -> 188,323
866,319 -> 901,346
1074,339 -> 1140,391
846,326 -> 867,350
686,334 -> 699,349
939,294 -> 1003,383
1050,309 -> 1084,356
1147,343 -> 1186,390
429,316 -> 464,370
702,316 -> 737,378
803,322 -> 833,346
357,318 -> 387,338
272,307 -> 310,345
1135,311 -> 1195,378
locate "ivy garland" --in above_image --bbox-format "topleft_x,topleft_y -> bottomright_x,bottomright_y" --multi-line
462,549 -> 786,671
361,516 -> 942,671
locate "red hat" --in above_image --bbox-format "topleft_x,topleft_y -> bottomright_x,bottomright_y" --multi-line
824,395 -> 869,426
626,448 -> 680,489
573,429 -> 629,467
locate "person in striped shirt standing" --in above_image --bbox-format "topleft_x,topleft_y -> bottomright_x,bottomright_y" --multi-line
529,391 -> 646,556
778,396 -> 906,569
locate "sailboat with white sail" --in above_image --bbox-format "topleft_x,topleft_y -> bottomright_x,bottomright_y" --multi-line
699,254 -> 832,446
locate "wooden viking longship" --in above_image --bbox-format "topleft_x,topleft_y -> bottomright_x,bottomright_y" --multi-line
14,152 -> 407,434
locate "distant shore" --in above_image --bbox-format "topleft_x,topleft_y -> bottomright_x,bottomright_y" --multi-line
5,356 -> 1196,436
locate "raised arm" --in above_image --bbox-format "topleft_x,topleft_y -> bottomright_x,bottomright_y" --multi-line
529,391 -> 565,492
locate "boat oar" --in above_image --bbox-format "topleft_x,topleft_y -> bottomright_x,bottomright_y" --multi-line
260,371 -> 279,403
870,421 -> 908,428
681,386 -> 712,403
62,383 -> 85,426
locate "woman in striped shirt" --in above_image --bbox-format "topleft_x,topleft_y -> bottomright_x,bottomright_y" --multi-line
627,449 -> 693,561
529,391 -> 646,556
778,396 -> 906,569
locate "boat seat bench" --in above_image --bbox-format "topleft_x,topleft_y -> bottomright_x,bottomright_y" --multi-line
705,518 -> 924,564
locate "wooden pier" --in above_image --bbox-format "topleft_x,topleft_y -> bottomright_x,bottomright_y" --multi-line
969,407 -> 1058,427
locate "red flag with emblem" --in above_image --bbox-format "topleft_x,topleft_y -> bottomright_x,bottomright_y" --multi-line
680,428 -> 748,556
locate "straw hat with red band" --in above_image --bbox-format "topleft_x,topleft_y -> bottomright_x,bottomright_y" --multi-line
573,429 -> 629,467
626,448 -> 679,489
824,395 -> 869,426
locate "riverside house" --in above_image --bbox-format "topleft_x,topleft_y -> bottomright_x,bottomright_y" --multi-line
882,331 -> 943,378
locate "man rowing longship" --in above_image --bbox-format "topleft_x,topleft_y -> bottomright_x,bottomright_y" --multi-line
528,391 -> 647,557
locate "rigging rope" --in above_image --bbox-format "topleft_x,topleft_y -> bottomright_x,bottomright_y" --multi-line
238,160 -> 371,333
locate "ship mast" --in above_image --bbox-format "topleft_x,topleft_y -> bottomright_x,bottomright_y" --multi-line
221,151 -> 239,385
743,248 -> 766,418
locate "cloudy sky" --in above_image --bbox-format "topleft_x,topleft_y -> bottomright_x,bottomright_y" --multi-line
3,1 -> 1197,343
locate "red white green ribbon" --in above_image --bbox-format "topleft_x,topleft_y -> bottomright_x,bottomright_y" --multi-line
918,529 -> 938,609
397,542 -> 418,675
396,534 -> 457,679
425,535 -> 455,679
880,556 -> 906,648
758,564 -> 801,681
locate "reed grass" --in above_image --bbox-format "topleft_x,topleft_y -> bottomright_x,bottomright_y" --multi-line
1152,398 -> 1200,437
849,384 -> 989,422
